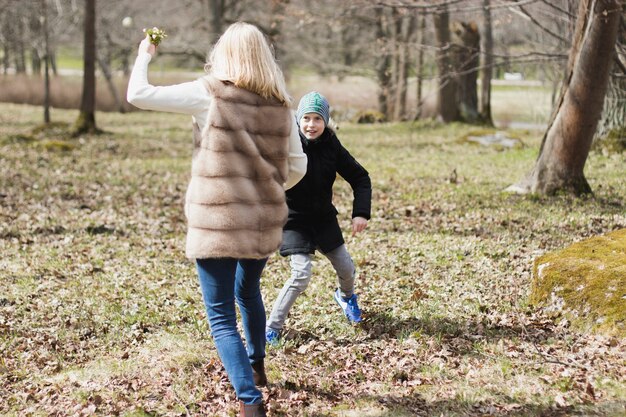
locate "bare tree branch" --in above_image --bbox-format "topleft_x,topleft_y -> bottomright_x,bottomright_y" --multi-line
375,0 -> 541,14
510,5 -> 570,44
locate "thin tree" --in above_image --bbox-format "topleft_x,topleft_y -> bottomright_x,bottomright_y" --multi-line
479,0 -> 494,126
73,0 -> 98,135
506,0 -> 622,195
433,4 -> 459,122
375,7 -> 393,120
42,0 -> 51,124
414,12 -> 427,119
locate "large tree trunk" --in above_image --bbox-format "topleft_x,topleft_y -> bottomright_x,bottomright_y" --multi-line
73,0 -> 98,135
479,0 -> 494,126
433,6 -> 459,123
451,21 -> 480,123
506,0 -> 621,196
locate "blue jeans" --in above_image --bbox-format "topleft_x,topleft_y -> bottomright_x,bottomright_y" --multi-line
196,257 -> 267,405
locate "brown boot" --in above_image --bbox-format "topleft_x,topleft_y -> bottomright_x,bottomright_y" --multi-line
239,401 -> 266,417
251,360 -> 267,386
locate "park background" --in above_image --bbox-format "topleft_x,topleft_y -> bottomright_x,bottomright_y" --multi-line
1,0 -> 625,416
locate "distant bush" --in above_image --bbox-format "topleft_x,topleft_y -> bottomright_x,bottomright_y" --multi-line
353,109 -> 386,124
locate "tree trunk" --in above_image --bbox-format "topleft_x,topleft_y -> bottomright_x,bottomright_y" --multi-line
375,7 -> 392,120
31,47 -> 42,75
73,0 -> 98,135
394,13 -> 416,121
433,6 -> 459,122
596,76 -> 626,141
3,42 -> 9,74
209,0 -> 224,44
479,0 -> 494,126
30,13 -> 42,76
15,18 -> 27,74
506,0 -> 621,196
414,12 -> 426,120
388,8 -> 401,120
596,18 -> 625,147
50,51 -> 57,75
42,0 -> 50,124
451,21 -> 480,123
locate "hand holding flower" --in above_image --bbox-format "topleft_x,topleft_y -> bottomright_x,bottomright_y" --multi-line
143,27 -> 167,46
138,37 -> 156,57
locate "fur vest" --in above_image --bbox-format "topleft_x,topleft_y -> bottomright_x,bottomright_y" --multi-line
185,76 -> 292,259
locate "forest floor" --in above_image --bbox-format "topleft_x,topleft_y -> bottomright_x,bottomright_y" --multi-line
1,103 -> 625,416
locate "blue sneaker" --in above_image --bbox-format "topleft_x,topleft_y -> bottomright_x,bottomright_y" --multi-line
265,328 -> 280,346
334,290 -> 363,323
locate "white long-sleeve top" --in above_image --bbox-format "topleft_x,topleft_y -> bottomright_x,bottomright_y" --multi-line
127,52 -> 307,189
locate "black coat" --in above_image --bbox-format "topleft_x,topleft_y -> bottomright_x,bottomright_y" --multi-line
280,128 -> 372,256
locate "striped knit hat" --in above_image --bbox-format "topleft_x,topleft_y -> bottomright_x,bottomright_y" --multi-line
296,91 -> 330,126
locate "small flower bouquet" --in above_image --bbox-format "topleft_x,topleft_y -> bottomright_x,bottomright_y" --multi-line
143,27 -> 167,46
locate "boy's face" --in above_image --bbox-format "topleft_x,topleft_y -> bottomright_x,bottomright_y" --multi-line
299,112 -> 325,140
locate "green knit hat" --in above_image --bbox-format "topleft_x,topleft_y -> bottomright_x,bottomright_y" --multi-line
296,91 -> 329,126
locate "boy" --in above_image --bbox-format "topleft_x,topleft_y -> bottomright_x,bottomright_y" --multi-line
266,91 -> 372,344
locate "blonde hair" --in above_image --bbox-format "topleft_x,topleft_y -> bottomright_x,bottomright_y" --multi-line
205,22 -> 291,106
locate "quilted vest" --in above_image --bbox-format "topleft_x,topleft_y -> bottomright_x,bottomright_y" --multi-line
185,76 -> 292,259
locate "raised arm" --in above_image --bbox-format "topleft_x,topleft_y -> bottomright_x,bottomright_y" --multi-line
126,37 -> 210,116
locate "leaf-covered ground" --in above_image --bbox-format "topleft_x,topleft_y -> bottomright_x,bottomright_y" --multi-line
1,103 -> 625,417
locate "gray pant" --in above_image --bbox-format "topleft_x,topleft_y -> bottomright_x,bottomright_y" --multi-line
267,244 -> 355,331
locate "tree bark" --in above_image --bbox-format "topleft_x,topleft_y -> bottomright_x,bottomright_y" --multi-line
479,0 -> 494,126
414,12 -> 426,120
73,0 -> 98,135
42,0 -> 50,124
433,6 -> 459,123
506,0 -> 621,196
452,21 -> 480,123
596,17 -> 625,146
209,0 -> 224,44
394,12 -> 416,121
15,18 -> 27,74
375,7 -> 392,120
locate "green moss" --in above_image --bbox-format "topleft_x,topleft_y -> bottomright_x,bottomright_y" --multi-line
531,228 -> 626,337
36,140 -> 77,152
31,121 -> 71,135
1,133 -> 37,144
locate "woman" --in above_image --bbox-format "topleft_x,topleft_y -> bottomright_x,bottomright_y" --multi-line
127,22 -> 306,416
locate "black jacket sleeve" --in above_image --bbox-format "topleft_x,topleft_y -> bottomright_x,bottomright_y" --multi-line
335,138 -> 372,220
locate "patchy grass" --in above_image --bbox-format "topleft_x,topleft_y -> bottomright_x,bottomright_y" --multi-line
1,103 -> 625,416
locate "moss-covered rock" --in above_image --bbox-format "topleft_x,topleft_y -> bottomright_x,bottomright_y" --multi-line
531,228 -> 626,337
